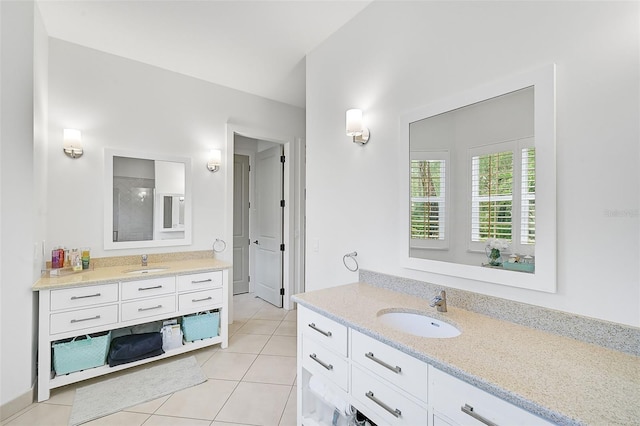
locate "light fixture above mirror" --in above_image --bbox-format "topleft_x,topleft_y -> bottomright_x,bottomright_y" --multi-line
346,108 -> 370,145
63,129 -> 83,158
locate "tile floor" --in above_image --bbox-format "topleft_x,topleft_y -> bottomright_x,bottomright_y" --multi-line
2,293 -> 298,426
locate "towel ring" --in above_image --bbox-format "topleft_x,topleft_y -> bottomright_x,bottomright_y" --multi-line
213,238 -> 227,253
343,251 -> 359,272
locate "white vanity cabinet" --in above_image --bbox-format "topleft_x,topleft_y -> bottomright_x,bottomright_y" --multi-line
296,305 -> 556,426
36,269 -> 228,402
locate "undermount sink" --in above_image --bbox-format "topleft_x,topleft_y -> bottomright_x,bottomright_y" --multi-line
378,311 -> 461,338
125,267 -> 169,275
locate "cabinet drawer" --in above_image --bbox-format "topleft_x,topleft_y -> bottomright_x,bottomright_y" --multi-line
301,335 -> 349,391
352,330 -> 427,402
352,365 -> 428,426
121,276 -> 176,300
429,367 -> 552,426
121,295 -> 176,322
179,288 -> 223,311
299,305 -> 348,357
50,305 -> 118,335
177,271 -> 222,292
50,284 -> 118,311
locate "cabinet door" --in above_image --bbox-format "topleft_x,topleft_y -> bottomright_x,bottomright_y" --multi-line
121,295 -> 176,322
178,288 -> 223,311
121,276 -> 176,300
50,305 -> 119,335
429,367 -> 552,426
301,334 -> 349,391
352,330 -> 428,402
177,271 -> 222,292
352,365 -> 428,426
50,284 -> 118,310
299,305 -> 348,357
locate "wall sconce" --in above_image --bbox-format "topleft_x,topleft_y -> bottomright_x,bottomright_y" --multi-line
207,149 -> 222,172
346,109 -> 370,145
63,129 -> 83,158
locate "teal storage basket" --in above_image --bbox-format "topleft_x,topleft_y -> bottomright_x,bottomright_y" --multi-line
182,311 -> 219,342
52,331 -> 111,375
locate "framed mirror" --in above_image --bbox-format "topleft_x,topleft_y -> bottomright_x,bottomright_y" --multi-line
400,64 -> 556,292
104,149 -> 192,250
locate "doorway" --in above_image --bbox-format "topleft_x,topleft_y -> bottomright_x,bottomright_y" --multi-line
230,127 -> 304,311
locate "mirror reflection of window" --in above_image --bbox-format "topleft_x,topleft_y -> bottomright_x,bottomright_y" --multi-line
410,151 -> 449,250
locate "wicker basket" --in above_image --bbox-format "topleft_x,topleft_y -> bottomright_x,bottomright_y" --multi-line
52,331 -> 111,375
181,311 -> 219,342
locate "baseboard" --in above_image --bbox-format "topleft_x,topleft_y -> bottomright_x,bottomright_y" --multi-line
0,387 -> 34,422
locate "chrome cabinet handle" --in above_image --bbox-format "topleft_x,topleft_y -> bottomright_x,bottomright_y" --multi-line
138,285 -> 162,291
365,352 -> 402,374
138,304 -> 163,312
192,296 -> 213,303
309,353 -> 333,371
70,293 -> 101,300
461,404 -> 498,426
70,315 -> 101,323
308,323 -> 332,337
365,391 -> 401,418
191,279 -> 212,284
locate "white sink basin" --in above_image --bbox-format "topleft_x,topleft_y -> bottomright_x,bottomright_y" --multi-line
125,267 -> 169,275
378,311 -> 461,338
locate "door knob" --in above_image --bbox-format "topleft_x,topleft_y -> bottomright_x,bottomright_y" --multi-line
253,240 -> 259,245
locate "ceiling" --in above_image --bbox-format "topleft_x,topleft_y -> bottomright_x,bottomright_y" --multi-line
37,1 -> 371,108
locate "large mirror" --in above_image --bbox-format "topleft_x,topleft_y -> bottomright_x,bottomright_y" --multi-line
104,149 -> 192,250
401,65 -> 556,292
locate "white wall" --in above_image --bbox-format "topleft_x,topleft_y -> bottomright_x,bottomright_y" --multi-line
0,0 -> 48,407
47,39 -> 305,260
305,2 -> 639,326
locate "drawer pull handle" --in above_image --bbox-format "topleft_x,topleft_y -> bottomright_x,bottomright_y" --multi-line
309,353 -> 333,371
365,391 -> 401,418
70,315 -> 101,323
70,293 -> 101,300
192,279 -> 213,284
308,323 -> 332,337
461,404 -> 498,426
138,304 -> 163,312
365,352 -> 402,374
138,285 -> 162,291
192,296 -> 213,303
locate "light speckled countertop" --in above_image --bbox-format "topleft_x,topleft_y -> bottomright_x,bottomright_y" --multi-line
293,283 -> 640,426
32,258 -> 231,291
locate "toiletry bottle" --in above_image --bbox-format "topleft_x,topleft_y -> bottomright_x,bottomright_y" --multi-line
51,248 -> 60,269
64,249 -> 70,268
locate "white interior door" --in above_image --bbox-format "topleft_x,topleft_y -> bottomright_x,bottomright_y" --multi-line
254,145 -> 283,307
233,154 -> 250,295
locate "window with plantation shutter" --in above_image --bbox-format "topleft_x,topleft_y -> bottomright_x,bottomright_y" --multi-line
410,151 -> 448,249
468,138 -> 535,255
521,147 -> 535,245
471,150 -> 513,242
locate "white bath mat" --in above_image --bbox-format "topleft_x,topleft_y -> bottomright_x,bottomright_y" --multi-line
68,356 -> 206,425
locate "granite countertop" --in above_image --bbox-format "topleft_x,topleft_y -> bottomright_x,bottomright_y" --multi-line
32,258 -> 231,291
292,283 -> 640,426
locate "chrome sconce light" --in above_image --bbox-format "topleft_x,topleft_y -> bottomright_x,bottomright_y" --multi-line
207,149 -> 222,172
63,129 -> 83,158
346,109 -> 369,145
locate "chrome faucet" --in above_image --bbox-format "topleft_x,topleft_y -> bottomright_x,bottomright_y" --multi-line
430,290 -> 447,312
141,254 -> 148,267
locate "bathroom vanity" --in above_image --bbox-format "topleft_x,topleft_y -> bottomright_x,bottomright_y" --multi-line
294,283 -> 640,425
32,258 -> 230,402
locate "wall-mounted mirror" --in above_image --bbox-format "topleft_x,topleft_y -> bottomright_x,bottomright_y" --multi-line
104,149 -> 192,250
401,65 -> 556,292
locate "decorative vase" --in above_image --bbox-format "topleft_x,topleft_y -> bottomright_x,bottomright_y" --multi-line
485,247 -> 503,266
